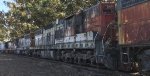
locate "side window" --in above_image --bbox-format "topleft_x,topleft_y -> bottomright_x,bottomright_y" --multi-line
92,5 -> 100,17
86,4 -> 100,19
103,5 -> 114,14
67,17 -> 73,27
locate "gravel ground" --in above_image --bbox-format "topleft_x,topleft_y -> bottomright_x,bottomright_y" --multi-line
0,54 -> 134,76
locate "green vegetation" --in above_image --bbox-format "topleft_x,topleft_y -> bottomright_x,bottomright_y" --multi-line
0,0 -> 100,41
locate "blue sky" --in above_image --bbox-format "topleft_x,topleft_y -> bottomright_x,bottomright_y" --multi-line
0,0 -> 15,12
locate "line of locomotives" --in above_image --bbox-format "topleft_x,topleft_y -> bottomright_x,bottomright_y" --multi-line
3,0 -> 150,74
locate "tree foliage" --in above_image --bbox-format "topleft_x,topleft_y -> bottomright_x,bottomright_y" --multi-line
0,0 -> 100,41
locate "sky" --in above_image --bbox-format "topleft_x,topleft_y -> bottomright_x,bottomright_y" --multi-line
0,0 -> 15,12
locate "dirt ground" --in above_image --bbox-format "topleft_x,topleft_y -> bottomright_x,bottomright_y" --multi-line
0,54 -> 133,76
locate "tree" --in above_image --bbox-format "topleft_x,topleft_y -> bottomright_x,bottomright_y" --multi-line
1,0 -> 102,40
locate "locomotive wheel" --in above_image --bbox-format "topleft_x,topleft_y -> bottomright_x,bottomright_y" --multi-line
78,58 -> 82,64
62,57 -> 65,62
74,57 -> 77,63
70,58 -> 74,63
86,59 -> 90,64
90,57 -> 96,65
83,59 -> 87,65
66,58 -> 69,62
69,58 -> 72,63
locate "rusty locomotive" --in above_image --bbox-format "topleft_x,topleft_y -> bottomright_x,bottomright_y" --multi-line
3,0 -> 150,74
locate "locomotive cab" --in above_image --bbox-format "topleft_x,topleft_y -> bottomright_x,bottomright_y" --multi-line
84,1 -> 118,69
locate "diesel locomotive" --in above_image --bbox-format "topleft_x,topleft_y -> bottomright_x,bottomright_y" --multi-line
3,0 -> 150,74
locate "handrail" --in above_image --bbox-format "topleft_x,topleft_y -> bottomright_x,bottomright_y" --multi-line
94,32 -> 99,44
102,22 -> 113,53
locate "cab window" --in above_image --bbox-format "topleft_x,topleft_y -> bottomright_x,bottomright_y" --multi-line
103,4 -> 114,14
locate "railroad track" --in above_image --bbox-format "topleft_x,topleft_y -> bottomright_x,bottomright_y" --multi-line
13,54 -> 140,76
